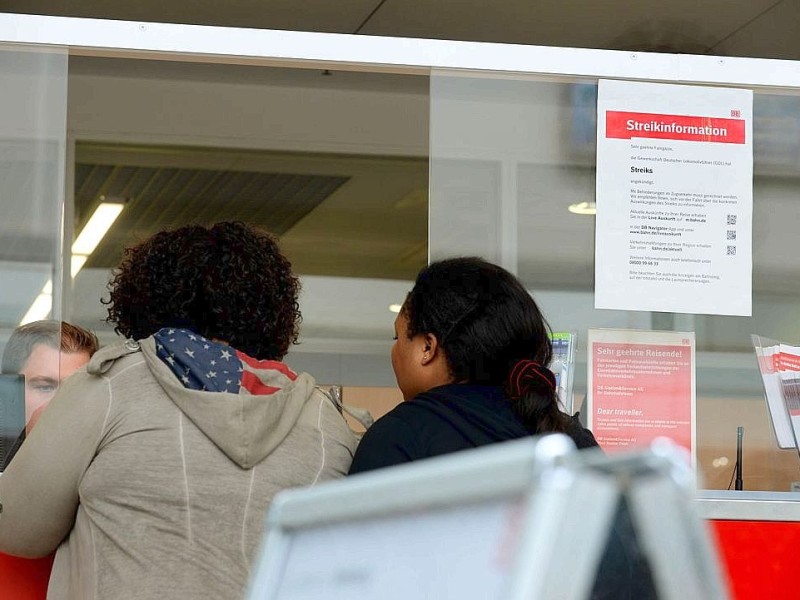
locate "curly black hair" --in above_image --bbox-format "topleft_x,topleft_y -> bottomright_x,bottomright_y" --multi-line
104,221 -> 301,360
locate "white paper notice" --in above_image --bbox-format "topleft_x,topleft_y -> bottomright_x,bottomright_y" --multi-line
595,80 -> 753,316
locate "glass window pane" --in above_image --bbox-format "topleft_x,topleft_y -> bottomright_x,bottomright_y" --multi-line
430,69 -> 800,493
0,45 -> 68,448
65,59 -> 428,400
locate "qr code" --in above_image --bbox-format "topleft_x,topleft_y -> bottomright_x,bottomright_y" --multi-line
727,245 -> 737,256
727,230 -> 737,240
727,214 -> 737,225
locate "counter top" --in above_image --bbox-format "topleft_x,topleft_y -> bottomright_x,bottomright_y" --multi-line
696,490 -> 800,521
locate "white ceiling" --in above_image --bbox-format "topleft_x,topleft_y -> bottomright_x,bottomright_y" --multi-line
3,0 -> 800,59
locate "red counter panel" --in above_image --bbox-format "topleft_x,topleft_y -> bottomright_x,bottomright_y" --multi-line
2,522 -> 799,598
0,553 -> 53,599
711,519 -> 800,600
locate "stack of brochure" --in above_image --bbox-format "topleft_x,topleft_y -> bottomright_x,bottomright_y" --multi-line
549,332 -> 577,415
752,335 -> 800,450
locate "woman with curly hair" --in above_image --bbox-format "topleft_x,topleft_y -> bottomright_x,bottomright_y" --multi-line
0,222 -> 357,600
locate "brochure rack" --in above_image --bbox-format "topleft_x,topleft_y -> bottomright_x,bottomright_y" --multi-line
752,334 -> 800,453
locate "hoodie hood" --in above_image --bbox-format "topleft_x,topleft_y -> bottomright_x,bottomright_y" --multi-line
89,331 -> 317,469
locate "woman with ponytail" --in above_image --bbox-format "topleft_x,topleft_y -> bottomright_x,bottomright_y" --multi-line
348,257 -> 656,599
349,256 -> 597,474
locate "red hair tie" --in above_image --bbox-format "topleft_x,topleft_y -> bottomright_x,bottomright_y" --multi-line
508,359 -> 556,399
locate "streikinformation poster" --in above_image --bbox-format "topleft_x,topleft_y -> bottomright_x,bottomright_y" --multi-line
595,79 -> 753,316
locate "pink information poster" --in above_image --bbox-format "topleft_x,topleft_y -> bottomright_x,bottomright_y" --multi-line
587,328 -> 695,462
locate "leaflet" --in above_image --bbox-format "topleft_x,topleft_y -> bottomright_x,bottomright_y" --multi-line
587,328 -> 696,464
595,79 -> 753,316
751,334 -> 800,450
549,331 -> 577,414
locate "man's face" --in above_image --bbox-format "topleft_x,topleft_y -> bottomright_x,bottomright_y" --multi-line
20,343 -> 90,423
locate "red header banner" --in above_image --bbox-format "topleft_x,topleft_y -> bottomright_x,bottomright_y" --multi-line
774,352 -> 800,372
606,111 -> 745,144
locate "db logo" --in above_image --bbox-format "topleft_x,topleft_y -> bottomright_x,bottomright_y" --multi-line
682,338 -> 690,345
730,109 -> 741,118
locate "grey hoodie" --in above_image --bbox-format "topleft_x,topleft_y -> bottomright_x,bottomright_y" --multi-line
0,338 -> 357,600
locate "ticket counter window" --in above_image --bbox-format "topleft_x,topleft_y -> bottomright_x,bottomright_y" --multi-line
0,46 -> 68,468
0,44 -> 68,599
430,71 -> 800,493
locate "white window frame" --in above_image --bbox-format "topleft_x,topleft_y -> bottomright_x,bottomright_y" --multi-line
0,12 -> 799,88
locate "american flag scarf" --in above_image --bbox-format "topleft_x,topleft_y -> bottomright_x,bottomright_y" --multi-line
153,328 -> 297,395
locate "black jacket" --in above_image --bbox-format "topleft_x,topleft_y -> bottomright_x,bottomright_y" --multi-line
350,384 -> 596,474
349,383 -> 656,600
0,429 -> 24,471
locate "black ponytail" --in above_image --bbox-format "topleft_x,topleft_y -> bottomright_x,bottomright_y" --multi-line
505,359 -> 571,435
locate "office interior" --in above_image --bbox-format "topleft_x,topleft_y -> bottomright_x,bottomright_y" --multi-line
2,5 -> 800,499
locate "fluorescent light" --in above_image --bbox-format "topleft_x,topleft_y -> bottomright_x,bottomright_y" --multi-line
19,280 -> 53,325
71,202 -> 124,255
70,200 -> 125,279
71,255 -> 88,277
389,304 -> 403,313
20,201 -> 124,324
568,201 -> 597,216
